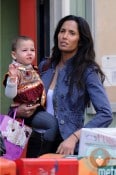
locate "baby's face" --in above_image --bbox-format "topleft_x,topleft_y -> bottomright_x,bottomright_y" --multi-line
12,39 -> 35,66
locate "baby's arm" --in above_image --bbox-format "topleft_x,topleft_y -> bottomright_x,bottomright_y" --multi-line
5,64 -> 18,98
5,77 -> 17,98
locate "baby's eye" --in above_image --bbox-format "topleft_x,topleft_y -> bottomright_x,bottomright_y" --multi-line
31,49 -> 35,51
22,49 -> 27,52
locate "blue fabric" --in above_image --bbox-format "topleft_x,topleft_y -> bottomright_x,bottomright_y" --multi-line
8,107 -> 58,142
32,111 -> 58,141
39,59 -> 112,152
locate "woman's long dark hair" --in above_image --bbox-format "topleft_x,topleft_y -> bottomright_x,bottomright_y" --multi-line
50,15 -> 105,88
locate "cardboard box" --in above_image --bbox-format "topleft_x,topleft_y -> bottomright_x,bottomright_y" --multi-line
78,128 -> 116,159
0,157 -> 16,175
16,158 -> 79,175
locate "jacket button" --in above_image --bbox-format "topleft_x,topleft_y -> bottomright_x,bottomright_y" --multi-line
60,119 -> 65,125
61,95 -> 64,98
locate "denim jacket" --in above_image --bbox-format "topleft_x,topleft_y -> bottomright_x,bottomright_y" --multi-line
39,58 -> 112,151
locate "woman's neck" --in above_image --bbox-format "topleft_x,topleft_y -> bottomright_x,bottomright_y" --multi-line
58,54 -> 69,66
60,51 -> 76,64
58,59 -> 65,68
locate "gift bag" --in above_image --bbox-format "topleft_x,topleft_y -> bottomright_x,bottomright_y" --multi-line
0,109 -> 32,160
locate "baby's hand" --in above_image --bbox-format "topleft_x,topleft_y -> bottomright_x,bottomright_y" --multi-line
9,64 -> 18,77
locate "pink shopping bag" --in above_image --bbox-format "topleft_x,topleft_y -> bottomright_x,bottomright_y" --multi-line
0,109 -> 32,160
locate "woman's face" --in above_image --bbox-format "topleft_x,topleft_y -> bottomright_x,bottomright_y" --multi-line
58,20 -> 80,56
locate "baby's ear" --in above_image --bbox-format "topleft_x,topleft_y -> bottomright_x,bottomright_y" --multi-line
11,51 -> 16,60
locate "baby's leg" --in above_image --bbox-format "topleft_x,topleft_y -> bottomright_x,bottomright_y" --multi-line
31,111 -> 58,141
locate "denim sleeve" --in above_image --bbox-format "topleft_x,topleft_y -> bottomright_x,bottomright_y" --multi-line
84,68 -> 113,128
38,60 -> 45,73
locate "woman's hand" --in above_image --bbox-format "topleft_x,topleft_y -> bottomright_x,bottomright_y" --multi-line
56,130 -> 81,155
56,135 -> 77,155
16,103 -> 40,118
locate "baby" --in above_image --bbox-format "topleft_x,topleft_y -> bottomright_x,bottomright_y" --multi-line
3,36 -> 58,156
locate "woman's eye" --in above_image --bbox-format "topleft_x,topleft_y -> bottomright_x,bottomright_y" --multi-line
60,30 -> 65,33
70,31 -> 75,35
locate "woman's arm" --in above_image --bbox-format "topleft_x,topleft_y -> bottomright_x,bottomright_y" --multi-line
16,103 -> 40,118
56,130 -> 81,155
56,68 -> 113,155
84,68 -> 113,128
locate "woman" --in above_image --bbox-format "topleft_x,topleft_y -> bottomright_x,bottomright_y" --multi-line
16,15 -> 112,156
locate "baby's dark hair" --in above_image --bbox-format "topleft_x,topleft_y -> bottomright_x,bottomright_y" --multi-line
11,35 -> 33,51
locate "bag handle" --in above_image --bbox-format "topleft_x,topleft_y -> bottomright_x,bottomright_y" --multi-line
13,107 -> 17,119
10,107 -> 24,127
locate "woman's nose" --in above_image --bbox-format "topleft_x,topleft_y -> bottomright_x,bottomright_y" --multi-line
63,32 -> 68,38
